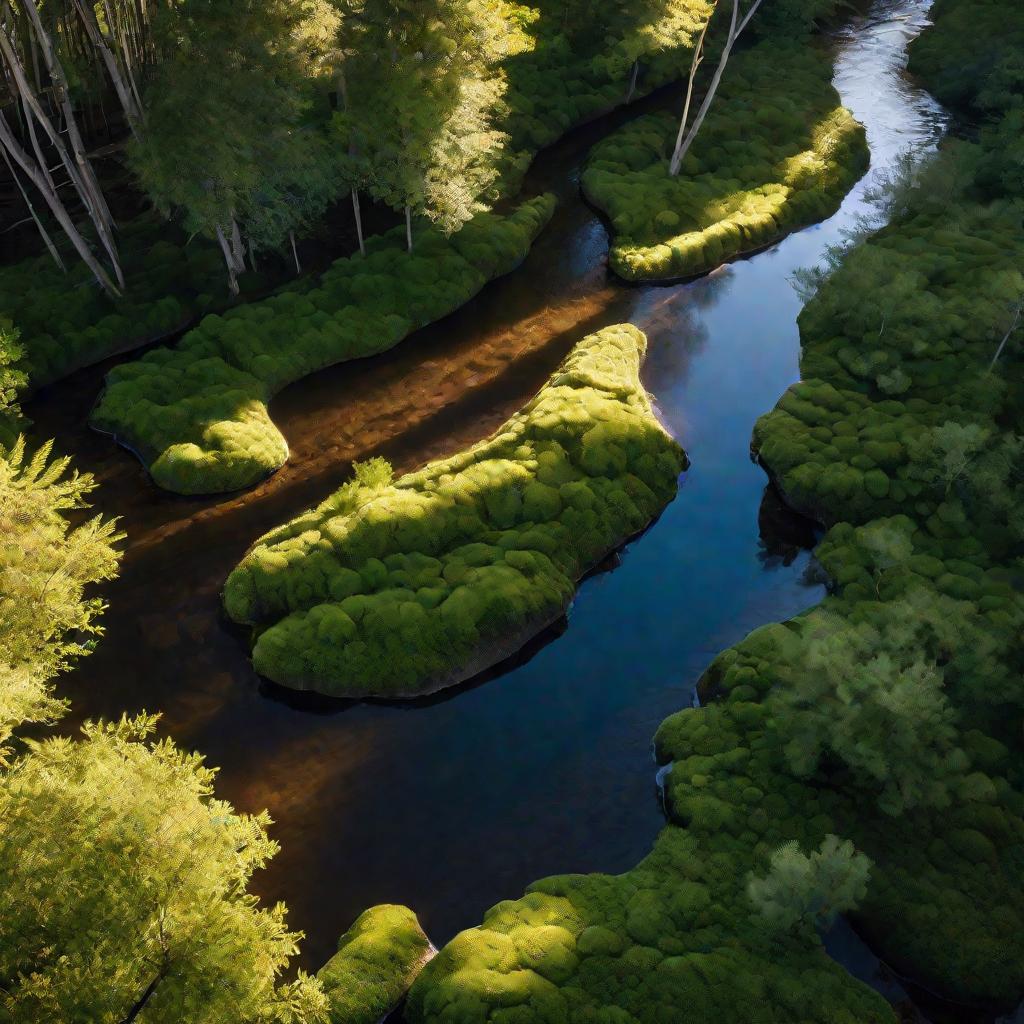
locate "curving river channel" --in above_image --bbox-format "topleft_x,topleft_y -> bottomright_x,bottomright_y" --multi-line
29,0 -> 946,989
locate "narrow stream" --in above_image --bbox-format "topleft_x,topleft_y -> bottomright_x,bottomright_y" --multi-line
29,0 -> 945,980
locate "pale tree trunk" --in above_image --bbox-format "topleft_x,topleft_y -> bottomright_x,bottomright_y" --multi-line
351,188 -> 365,255
0,112 -> 120,296
1,144 -> 66,272
104,0 -> 146,117
625,59 -> 639,102
290,231 -> 301,274
229,217 -> 247,274
73,0 -> 143,137
405,205 -> 413,253
215,224 -> 240,296
669,0 -> 763,177
13,0 -> 124,286
248,235 -> 257,272
671,14 -> 712,174
988,301 -> 1023,372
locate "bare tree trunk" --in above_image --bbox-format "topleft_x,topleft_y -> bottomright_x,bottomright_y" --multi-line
289,230 -> 301,274
671,14 -> 712,175
1,144 -> 65,272
13,0 -> 123,286
229,217 -> 247,274
73,0 -> 143,137
405,205 -> 413,253
248,235 -> 257,272
625,59 -> 639,103
0,112 -> 119,296
989,302 -> 1023,372
351,188 -> 365,256
669,0 -> 763,177
215,224 -> 240,296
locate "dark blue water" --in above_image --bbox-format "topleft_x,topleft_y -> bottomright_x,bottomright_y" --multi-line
42,0 -> 945,976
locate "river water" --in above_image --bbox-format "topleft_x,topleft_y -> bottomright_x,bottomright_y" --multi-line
29,0 -> 946,981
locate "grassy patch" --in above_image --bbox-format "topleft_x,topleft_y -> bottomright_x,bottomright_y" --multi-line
318,904 -> 433,1024
90,197 -> 555,495
223,323 -> 685,697
583,41 -> 868,281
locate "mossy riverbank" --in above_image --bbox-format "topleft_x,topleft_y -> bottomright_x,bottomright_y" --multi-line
582,41 -> 868,282
223,323 -> 685,698
90,198 -> 555,495
317,904 -> 434,1024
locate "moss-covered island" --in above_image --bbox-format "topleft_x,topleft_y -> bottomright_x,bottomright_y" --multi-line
90,197 -> 555,495
223,323 -> 686,697
582,41 -> 868,282
317,905 -> 435,1024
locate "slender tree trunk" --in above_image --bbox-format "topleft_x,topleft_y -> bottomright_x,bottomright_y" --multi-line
351,188 -> 365,255
289,230 -> 301,274
14,0 -> 123,285
229,217 -> 247,274
671,16 -> 711,174
669,0 -> 763,177
405,205 -> 413,253
248,235 -> 257,272
0,112 -> 119,296
215,224 -> 240,296
626,59 -> 639,102
73,0 -> 143,137
989,303 -> 1023,371
1,144 -> 65,272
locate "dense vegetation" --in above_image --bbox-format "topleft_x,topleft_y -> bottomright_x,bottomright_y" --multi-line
224,323 -> 686,696
583,41 -> 867,280
317,905 -> 435,1024
91,198 -> 554,494
401,0 -> 1024,1020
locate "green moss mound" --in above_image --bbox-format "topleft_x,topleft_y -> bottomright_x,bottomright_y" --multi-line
1,214 -> 233,391
318,904 -> 434,1024
406,822 -> 895,1024
223,323 -> 686,697
90,197 -> 555,495
582,41 -> 868,281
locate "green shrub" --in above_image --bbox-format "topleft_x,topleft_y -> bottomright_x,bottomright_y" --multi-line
318,904 -> 434,1024
224,323 -> 686,696
91,197 -> 556,494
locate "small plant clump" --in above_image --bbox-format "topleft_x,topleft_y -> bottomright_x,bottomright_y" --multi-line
90,197 -> 555,495
317,904 -> 434,1024
582,42 -> 868,281
223,323 -> 686,697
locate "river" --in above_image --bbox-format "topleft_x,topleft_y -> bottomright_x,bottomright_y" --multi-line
28,0 -> 946,989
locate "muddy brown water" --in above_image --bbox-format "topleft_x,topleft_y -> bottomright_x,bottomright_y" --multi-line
26,1 -> 948,1004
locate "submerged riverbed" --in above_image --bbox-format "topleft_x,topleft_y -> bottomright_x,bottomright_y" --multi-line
31,0 -> 945,979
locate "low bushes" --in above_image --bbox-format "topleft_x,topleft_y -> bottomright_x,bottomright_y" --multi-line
223,323 -> 686,697
318,904 -> 434,1024
90,197 -> 555,495
2,215 -> 237,391
406,821 -> 895,1024
582,41 -> 868,281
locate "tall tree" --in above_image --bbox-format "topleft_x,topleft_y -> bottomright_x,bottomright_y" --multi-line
131,0 -> 325,293
334,0 -> 508,252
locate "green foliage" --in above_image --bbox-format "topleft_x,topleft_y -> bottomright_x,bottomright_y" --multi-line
91,197 -> 555,494
0,436 -> 121,758
0,321 -> 25,442
747,835 -> 871,934
582,42 -> 868,281
0,216 -> 236,391
0,713 -> 328,1024
318,904 -> 434,1024
223,323 -> 685,696
407,820 -> 894,1024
